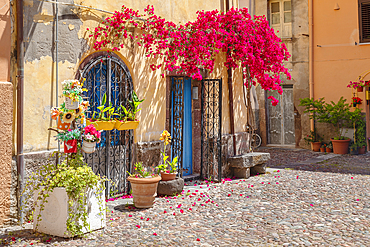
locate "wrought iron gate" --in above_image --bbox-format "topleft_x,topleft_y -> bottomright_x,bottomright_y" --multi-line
78,54 -> 134,197
171,77 -> 184,177
200,79 -> 222,181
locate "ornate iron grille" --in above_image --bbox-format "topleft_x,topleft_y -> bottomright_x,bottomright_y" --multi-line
200,78 -> 222,181
171,77 -> 184,177
79,54 -> 134,197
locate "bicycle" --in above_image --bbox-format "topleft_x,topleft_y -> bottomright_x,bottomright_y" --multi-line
245,125 -> 262,149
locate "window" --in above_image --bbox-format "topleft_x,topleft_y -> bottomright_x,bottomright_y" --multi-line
359,0 -> 370,43
269,0 -> 292,38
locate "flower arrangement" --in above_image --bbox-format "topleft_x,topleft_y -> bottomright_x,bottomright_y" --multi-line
51,101 -> 89,124
55,129 -> 81,142
83,124 -> 101,143
62,79 -> 87,102
303,129 -> 323,144
347,80 -> 370,89
156,130 -> 178,174
353,96 -> 362,105
127,162 -> 155,178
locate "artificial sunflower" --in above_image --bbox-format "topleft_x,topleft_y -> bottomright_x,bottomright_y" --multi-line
62,112 -> 75,123
50,107 -> 62,120
75,105 -> 84,118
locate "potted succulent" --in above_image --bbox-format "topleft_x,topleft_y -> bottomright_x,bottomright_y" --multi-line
300,97 -> 352,154
87,93 -> 116,130
115,91 -> 144,130
303,129 -> 322,152
61,79 -> 86,110
82,124 -> 101,153
326,142 -> 333,153
55,128 -> 81,153
156,130 -> 178,181
127,162 -> 161,208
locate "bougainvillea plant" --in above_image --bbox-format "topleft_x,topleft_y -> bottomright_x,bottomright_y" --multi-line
347,80 -> 370,89
90,6 -> 291,105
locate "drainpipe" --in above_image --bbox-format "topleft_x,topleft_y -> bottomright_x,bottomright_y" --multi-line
226,0 -> 237,156
55,0 -> 60,154
309,0 -> 314,132
16,0 -> 24,223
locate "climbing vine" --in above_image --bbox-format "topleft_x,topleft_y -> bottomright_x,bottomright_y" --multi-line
90,5 -> 291,105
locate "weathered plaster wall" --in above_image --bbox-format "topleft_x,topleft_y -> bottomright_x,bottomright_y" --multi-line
0,82 -> 13,226
0,0 -> 11,82
255,0 -> 309,147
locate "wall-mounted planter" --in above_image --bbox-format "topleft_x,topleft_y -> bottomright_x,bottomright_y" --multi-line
357,86 -> 363,92
87,120 -> 115,131
65,97 -> 79,110
114,120 -> 139,130
33,186 -> 106,238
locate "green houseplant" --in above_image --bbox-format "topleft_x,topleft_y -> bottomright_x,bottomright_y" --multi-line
299,97 -> 352,154
304,128 -> 323,152
350,107 -> 367,154
115,91 -> 144,130
127,162 -> 161,208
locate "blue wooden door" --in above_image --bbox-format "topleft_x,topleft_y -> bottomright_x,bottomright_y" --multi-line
171,77 -> 192,176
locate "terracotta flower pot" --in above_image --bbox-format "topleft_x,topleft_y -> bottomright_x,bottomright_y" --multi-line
326,147 -> 332,153
357,86 -> 363,92
311,142 -> 321,152
128,176 -> 161,208
358,146 -> 366,154
160,172 -> 177,181
320,147 -> 325,152
114,120 -> 140,130
331,138 -> 350,154
64,139 -> 77,153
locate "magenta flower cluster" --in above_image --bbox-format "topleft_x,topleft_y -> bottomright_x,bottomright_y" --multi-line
90,5 -> 291,105
84,124 -> 101,143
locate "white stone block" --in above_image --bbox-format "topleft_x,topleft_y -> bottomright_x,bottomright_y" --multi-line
33,186 -> 106,237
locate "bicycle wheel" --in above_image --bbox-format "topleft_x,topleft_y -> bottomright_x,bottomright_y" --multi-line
251,133 -> 262,148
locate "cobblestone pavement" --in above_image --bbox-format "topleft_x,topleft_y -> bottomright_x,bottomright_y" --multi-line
1,148 -> 370,246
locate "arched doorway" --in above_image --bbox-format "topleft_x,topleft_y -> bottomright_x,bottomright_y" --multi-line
76,52 -> 134,197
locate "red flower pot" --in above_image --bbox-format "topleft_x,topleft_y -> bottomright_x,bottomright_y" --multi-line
357,86 -> 363,92
64,139 -> 77,153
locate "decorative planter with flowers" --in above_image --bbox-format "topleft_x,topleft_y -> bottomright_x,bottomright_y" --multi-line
114,91 -> 144,130
156,130 -> 178,181
303,129 -> 322,152
62,79 -> 86,110
23,78 -> 107,238
347,80 -> 370,92
127,162 -> 161,208
87,93 -> 116,130
352,97 -> 362,107
55,129 -> 81,153
82,124 -> 101,153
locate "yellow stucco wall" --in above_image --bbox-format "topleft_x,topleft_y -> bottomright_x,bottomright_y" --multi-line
0,0 -> 10,82
313,0 -> 370,110
22,0 -> 250,152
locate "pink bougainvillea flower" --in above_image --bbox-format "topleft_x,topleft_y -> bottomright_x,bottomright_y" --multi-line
146,218 -> 150,221
189,208 -> 192,211
153,233 -> 158,236
196,238 -> 200,241
277,170 -> 280,172
351,177 -> 353,179
356,199 -> 360,201
173,212 -> 176,215
128,214 -> 132,217
296,176 -> 299,179
136,225 -> 141,228
276,182 -> 279,184
164,210 -> 167,213
240,194 -> 243,196
310,204 -> 314,207
180,209 -> 184,213
140,217 -> 144,220
227,194 -> 231,197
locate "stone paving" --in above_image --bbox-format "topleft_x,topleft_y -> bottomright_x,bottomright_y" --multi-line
1,147 -> 370,246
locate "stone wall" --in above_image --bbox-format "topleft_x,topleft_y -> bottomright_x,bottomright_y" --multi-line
0,82 -> 13,226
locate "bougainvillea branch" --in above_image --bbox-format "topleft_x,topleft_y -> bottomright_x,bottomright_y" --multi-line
90,5 -> 291,104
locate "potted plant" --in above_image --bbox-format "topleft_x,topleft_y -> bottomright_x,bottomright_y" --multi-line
127,162 -> 161,208
55,128 -> 81,153
326,142 -> 333,153
352,97 -> 362,107
61,79 -> 86,110
320,143 -> 326,152
349,141 -> 359,155
21,151 -> 107,238
300,97 -> 352,154
87,93 -> 116,130
347,80 -> 370,92
350,107 -> 367,154
115,91 -> 144,130
156,130 -> 178,181
82,124 -> 101,153
303,129 -> 322,152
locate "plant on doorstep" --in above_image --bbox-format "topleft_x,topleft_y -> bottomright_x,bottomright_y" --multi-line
156,130 -> 178,181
